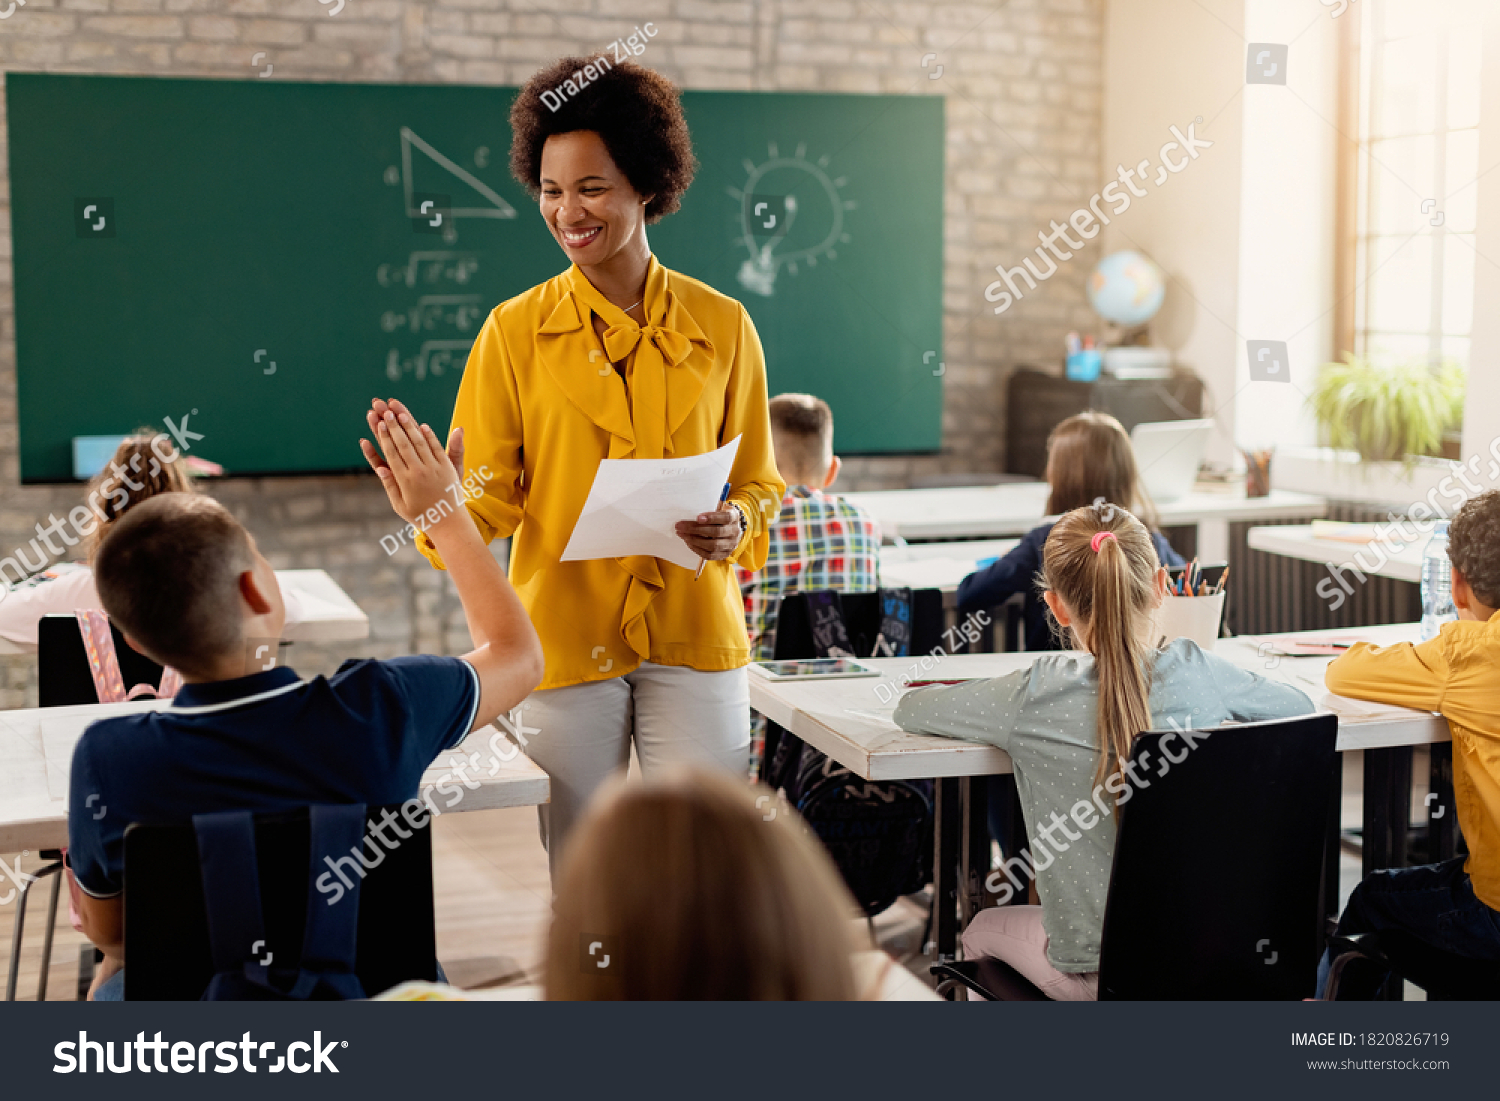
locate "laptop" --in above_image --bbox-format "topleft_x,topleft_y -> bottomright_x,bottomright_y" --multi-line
1130,419 -> 1214,503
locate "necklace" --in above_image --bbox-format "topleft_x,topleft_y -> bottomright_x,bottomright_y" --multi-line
622,298 -> 643,313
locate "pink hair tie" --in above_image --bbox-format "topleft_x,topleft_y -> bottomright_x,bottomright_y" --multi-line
1090,531 -> 1117,553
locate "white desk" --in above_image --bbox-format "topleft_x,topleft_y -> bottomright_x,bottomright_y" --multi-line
1246,524 -> 1423,584
845,483 -> 1325,563
879,539 -> 1020,594
276,569 -> 372,643
0,568 -> 369,656
0,699 -> 549,854
749,624 -> 1446,778
749,623 -> 1446,959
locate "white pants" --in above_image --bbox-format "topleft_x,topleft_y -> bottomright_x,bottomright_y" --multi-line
520,661 -> 751,876
961,905 -> 1099,1001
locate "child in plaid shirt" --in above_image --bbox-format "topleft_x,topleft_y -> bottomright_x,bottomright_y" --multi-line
739,395 -> 881,769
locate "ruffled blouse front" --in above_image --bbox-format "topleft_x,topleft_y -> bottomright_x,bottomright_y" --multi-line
418,257 -> 785,690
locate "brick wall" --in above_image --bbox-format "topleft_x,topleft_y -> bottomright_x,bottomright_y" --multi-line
0,0 -> 1103,705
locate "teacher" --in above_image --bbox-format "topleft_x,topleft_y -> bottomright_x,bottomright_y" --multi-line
417,57 -> 785,872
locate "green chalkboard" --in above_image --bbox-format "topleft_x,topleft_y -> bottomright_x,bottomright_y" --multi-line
7,73 -> 943,481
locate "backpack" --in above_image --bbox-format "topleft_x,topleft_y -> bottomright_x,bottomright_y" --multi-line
765,589 -> 935,914
74,609 -> 182,702
194,804 -> 367,1001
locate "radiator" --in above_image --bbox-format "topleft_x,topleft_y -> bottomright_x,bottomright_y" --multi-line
1225,502 -> 1422,637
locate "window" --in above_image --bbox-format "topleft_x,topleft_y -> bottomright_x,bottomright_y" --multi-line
1349,0 -> 1484,370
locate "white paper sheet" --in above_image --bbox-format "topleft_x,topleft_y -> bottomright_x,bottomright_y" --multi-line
561,436 -> 742,570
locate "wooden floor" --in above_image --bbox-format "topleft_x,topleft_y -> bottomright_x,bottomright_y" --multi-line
0,748 -> 1416,1000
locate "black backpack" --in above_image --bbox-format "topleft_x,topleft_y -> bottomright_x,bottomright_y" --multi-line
763,589 -> 937,915
194,804 -> 367,1001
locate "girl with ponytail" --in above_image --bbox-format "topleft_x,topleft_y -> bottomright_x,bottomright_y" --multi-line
895,503 -> 1314,1000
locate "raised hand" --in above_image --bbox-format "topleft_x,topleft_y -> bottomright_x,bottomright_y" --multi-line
360,398 -> 462,527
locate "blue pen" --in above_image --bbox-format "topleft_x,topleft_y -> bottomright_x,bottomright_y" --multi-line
695,482 -> 732,580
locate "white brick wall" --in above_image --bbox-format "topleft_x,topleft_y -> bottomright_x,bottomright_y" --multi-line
0,0 -> 1104,704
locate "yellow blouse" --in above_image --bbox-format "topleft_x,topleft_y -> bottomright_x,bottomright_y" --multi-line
1325,614 -> 1500,909
418,256 -> 785,690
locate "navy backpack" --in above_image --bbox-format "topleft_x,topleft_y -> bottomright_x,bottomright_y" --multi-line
194,804 -> 367,1001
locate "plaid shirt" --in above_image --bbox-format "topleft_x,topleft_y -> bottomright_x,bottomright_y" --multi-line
738,485 -> 882,661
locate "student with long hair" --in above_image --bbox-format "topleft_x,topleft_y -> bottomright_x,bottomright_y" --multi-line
895,504 -> 1313,1000
544,767 -> 864,1000
958,411 -> 1184,653
0,433 -> 302,647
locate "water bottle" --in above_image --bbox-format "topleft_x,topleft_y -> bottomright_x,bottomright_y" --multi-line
1420,521 -> 1456,641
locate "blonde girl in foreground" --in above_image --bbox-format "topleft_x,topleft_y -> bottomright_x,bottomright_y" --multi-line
895,504 -> 1314,999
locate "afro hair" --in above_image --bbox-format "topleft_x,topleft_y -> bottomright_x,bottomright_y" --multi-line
510,56 -> 697,223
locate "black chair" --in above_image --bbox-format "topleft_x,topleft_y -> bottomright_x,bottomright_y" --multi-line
933,712 -> 1339,999
38,613 -> 165,707
1324,930 -> 1500,1000
761,588 -> 946,787
771,589 -> 947,662
122,803 -> 437,1000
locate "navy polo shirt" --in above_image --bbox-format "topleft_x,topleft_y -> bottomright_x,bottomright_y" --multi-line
67,657 -> 480,899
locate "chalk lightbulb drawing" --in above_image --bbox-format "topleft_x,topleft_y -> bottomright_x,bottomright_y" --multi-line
728,143 -> 854,297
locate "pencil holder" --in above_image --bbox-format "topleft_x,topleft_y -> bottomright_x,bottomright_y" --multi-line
1152,590 -> 1226,651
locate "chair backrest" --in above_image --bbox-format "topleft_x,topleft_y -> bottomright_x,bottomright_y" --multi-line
771,590 -> 946,660
1097,712 -> 1338,1000
123,803 -> 437,1000
38,613 -> 165,707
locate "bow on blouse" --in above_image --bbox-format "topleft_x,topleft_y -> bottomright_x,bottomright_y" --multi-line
599,320 -> 698,460
537,262 -> 719,662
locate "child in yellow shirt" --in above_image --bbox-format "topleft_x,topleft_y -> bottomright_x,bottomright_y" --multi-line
1317,489 -> 1500,997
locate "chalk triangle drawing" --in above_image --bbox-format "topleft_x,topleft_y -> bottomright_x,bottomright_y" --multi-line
401,127 -> 517,219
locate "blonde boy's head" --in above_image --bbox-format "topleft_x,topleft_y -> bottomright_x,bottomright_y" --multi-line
768,393 -> 838,489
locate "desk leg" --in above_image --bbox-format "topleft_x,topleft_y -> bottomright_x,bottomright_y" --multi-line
959,777 -> 990,933
1362,747 -> 1413,878
1321,756 -> 1343,953
5,873 -> 28,1002
932,777 -> 961,961
1427,743 -> 1456,864
1362,747 -> 1412,1002
38,866 -> 61,1002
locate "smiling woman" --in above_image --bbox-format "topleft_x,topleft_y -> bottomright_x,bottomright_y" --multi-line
417,59 -> 785,875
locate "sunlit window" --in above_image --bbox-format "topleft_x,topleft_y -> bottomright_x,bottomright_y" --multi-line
1353,0 -> 1484,369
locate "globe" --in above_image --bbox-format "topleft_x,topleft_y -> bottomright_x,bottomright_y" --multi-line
1086,250 -> 1166,328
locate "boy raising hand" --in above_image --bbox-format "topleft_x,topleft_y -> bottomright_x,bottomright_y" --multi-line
69,399 -> 542,998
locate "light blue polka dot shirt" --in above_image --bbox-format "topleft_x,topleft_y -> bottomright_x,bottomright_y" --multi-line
894,639 -> 1315,973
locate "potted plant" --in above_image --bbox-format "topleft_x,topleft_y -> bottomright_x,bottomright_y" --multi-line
1309,355 -> 1466,468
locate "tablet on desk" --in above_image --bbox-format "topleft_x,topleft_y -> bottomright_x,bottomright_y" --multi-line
750,658 -> 880,681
